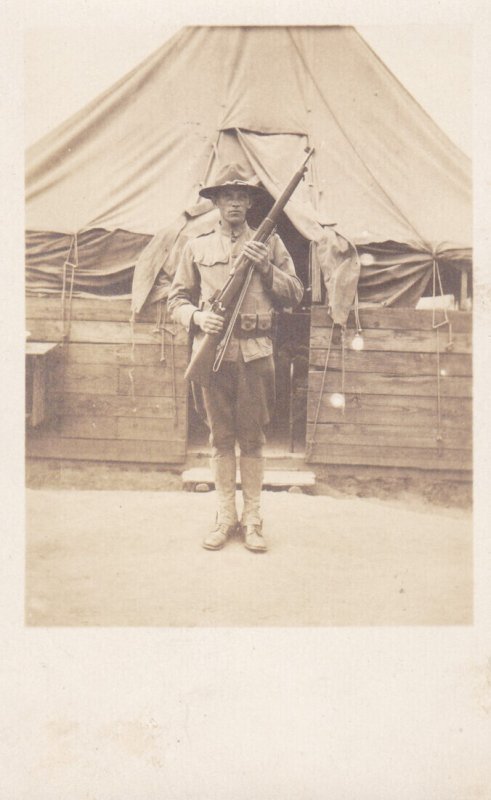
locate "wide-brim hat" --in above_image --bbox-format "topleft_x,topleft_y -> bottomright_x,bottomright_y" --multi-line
199,163 -> 266,200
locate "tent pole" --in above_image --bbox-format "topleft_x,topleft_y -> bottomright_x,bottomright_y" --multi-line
307,135 -> 321,211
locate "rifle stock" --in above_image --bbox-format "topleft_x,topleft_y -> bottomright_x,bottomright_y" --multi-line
184,148 -> 314,386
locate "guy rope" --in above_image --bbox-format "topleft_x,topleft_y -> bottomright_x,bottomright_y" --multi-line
306,315 -> 336,460
153,299 -> 178,428
60,232 -> 78,342
431,256 -> 454,445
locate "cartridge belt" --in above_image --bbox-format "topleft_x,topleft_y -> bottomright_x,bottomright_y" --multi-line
232,311 -> 276,338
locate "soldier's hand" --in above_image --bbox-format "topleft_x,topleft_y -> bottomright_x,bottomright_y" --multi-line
243,240 -> 270,275
194,310 -> 224,335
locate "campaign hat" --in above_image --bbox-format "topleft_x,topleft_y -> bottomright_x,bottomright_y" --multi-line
199,163 -> 265,200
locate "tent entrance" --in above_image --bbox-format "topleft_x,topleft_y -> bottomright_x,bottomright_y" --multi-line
187,220 -> 311,455
267,307 -> 310,454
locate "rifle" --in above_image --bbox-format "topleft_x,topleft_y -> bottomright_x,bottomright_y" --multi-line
184,147 -> 314,386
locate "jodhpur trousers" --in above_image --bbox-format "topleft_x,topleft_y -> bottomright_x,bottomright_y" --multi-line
199,353 -> 275,525
201,353 -> 276,458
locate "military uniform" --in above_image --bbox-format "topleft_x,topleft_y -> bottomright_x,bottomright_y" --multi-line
168,167 -> 303,550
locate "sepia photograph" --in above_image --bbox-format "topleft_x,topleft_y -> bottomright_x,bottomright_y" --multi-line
24,23 -> 473,628
3,1 -> 491,798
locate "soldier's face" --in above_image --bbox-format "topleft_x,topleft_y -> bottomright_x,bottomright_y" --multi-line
214,188 -> 252,225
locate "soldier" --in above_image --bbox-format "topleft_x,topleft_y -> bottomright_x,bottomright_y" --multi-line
168,163 -> 303,552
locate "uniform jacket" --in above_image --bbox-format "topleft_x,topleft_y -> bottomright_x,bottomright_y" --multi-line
167,223 -> 304,362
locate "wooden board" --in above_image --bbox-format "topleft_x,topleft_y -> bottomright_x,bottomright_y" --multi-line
309,326 -> 471,354
25,319 -> 189,346
51,363 -> 119,395
26,345 -> 60,427
305,422 -> 472,449
309,348 -> 472,377
305,462 -> 472,482
26,296 -> 190,464
305,442 -> 472,470
26,341 -> 60,356
26,295 -> 163,324
306,392 -> 472,429
27,298 -> 473,472
30,356 -> 47,427
307,307 -> 472,472
59,342 -> 189,367
56,392 -> 186,419
117,365 -> 187,398
310,306 -> 472,332
26,435 -> 186,463
57,416 -> 118,439
116,416 -> 184,441
57,416 -> 183,441
181,467 -> 316,490
308,369 -> 472,398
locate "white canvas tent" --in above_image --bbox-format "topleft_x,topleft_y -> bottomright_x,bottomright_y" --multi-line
25,26 -> 471,317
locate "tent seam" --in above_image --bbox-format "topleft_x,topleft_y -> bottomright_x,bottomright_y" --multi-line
287,28 -> 427,248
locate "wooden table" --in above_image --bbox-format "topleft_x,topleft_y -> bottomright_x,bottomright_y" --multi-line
26,342 -> 59,427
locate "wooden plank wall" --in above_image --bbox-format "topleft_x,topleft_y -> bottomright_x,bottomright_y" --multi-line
306,307 -> 472,471
26,296 -> 189,463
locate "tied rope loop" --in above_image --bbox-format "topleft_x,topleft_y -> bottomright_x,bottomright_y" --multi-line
153,299 -> 178,428
128,310 -> 137,413
340,324 -> 346,416
58,234 -> 79,406
435,328 -> 443,444
354,290 -> 363,334
152,299 -> 167,362
60,233 -> 78,343
308,314 -> 335,458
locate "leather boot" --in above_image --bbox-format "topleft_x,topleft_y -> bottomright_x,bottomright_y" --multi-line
240,455 -> 267,551
243,522 -> 268,552
202,519 -> 237,551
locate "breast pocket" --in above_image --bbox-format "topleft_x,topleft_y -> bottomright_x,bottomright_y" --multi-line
196,256 -> 231,302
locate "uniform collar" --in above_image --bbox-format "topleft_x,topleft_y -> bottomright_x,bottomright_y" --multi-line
217,221 -> 251,242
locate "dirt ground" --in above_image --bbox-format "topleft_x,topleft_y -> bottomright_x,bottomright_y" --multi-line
26,457 -> 473,508
26,483 -> 473,627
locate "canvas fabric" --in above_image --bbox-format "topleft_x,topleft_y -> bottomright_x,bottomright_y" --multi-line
25,26 -> 472,317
